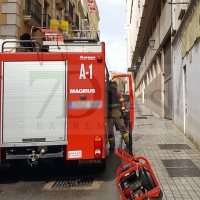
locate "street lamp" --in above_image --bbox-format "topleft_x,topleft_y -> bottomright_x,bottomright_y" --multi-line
138,56 -> 142,63
149,36 -> 156,49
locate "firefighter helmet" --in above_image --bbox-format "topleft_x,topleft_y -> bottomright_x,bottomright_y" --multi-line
110,80 -> 117,86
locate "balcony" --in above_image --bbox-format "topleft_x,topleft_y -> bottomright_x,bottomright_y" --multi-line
56,0 -> 66,10
23,0 -> 42,27
72,14 -> 79,30
43,14 -> 51,28
65,0 -> 73,22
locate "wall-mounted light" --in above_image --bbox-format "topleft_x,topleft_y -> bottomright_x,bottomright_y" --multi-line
133,66 -> 137,71
149,36 -> 159,51
149,36 -> 156,49
138,56 -> 142,63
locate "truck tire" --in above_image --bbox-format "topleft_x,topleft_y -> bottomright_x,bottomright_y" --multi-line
97,159 -> 106,171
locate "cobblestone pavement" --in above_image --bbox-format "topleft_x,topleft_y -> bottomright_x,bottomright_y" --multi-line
133,98 -> 200,200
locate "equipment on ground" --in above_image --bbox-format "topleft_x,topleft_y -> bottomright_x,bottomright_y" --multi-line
115,148 -> 163,200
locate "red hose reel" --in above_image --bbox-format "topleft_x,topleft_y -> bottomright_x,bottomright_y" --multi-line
115,148 -> 163,200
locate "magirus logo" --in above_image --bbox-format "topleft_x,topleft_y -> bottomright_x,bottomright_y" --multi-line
70,89 -> 95,93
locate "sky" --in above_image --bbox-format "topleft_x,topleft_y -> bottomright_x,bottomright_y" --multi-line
95,0 -> 127,73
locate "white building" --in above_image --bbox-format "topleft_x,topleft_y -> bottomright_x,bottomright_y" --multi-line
127,0 -> 200,148
127,0 -> 174,119
172,0 -> 200,147
128,1 -> 196,121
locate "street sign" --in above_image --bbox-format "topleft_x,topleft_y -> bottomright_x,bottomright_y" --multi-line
89,7 -> 96,12
88,0 -> 94,6
50,19 -> 68,31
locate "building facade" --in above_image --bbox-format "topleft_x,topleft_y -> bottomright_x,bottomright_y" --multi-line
0,0 -> 99,40
127,0 -> 200,148
126,0 -> 192,119
127,0 -> 175,119
171,0 -> 200,147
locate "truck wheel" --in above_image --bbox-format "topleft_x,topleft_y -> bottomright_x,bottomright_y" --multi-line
98,163 -> 106,171
97,159 -> 106,171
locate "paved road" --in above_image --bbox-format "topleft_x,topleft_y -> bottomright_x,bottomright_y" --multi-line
0,132 -> 126,200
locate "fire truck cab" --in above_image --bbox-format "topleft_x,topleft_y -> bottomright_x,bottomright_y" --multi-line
0,28 -> 134,169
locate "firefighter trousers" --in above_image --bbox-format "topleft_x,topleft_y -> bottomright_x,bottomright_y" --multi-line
108,109 -> 129,146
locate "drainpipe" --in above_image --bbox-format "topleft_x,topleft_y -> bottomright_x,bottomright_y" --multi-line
160,48 -> 165,118
171,0 -> 174,122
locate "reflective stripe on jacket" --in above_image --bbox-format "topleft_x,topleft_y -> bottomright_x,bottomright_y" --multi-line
108,91 -> 125,110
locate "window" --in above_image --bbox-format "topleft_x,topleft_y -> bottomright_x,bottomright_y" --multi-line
44,1 -> 48,14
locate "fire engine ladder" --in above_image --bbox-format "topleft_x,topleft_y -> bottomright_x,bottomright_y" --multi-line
1,40 -> 41,53
30,26 -> 100,42
1,26 -> 100,52
28,27 -> 101,52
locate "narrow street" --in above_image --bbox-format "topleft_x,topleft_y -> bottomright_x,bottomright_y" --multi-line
1,0 -> 200,199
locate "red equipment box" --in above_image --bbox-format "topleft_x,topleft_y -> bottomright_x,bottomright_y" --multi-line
115,148 -> 163,200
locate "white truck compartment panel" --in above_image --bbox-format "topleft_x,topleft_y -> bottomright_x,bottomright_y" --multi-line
2,61 -> 67,143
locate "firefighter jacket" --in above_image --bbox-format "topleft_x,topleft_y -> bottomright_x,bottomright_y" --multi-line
108,91 -> 125,111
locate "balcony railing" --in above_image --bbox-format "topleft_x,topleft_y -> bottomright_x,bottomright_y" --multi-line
23,0 -> 42,24
43,14 -> 51,27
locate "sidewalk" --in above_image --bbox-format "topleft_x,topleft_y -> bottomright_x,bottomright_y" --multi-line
133,98 -> 200,200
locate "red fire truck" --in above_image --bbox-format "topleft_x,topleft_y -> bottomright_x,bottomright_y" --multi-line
0,29 -> 134,169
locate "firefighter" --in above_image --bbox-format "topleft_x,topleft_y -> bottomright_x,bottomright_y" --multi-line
108,81 -> 129,150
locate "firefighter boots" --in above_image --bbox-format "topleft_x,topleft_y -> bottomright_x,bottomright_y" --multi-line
122,133 -> 130,147
108,135 -> 115,150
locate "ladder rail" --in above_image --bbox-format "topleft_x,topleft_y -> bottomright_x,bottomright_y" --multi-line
1,40 -> 42,52
30,25 -> 100,42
